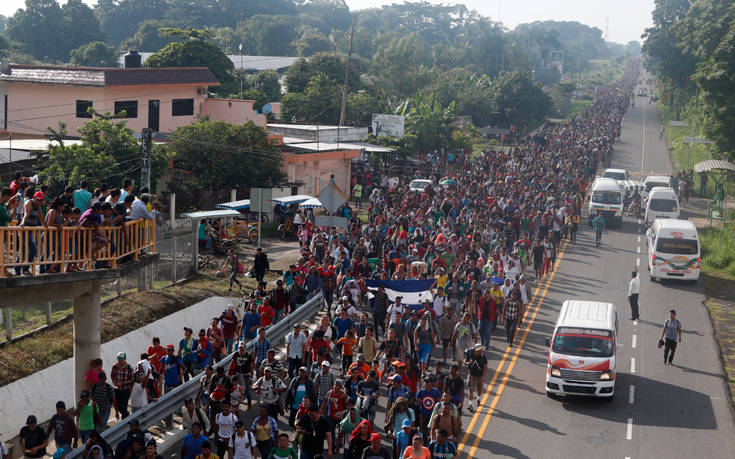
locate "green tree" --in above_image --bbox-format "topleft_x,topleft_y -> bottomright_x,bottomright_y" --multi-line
285,53 -> 359,93
370,33 -> 434,103
395,91 -> 457,152
95,0 -> 167,45
120,20 -> 177,52
294,27 -> 332,57
430,69 -> 495,127
247,71 -> 282,102
346,91 -> 382,125
69,41 -> 118,67
281,72 -> 342,123
236,15 -> 299,56
169,120 -> 283,195
490,71 -> 552,128
144,27 -> 236,94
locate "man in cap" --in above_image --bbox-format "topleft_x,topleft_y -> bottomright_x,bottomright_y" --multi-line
18,415 -> 47,458
161,344 -> 184,426
286,366 -> 318,427
362,433 -> 391,459
219,305 -> 239,354
347,354 -> 370,379
321,379 -> 348,454
315,361 -> 336,407
228,420 -> 258,459
464,343 -> 488,412
111,351 -> 134,419
386,374 -> 410,413
231,341 -> 254,409
252,366 -> 286,418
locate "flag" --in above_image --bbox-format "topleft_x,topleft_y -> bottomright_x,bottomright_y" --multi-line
365,279 -> 435,309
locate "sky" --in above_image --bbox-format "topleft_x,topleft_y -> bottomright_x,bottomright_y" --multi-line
0,0 -> 655,45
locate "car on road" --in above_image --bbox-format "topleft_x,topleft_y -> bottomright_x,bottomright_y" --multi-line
644,175 -> 675,194
645,187 -> 680,225
637,88 -> 648,97
408,179 -> 436,192
601,168 -> 628,182
646,219 -> 700,282
545,300 -> 618,401
589,178 -> 625,226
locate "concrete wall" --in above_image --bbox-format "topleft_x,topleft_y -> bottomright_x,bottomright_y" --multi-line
282,151 -> 358,196
202,98 -> 266,128
0,296 -> 231,441
268,124 -> 368,142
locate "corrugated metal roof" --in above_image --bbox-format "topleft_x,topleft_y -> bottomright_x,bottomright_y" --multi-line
694,159 -> 735,173
118,53 -> 301,71
0,65 -> 219,87
284,141 -> 393,153
0,66 -> 105,86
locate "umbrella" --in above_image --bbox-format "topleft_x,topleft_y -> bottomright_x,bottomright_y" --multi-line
299,197 -> 323,209
441,178 -> 458,186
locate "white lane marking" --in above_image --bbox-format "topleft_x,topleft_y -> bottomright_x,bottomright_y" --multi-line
637,235 -> 641,243
633,319 -> 638,327
631,357 -> 636,373
632,334 -> 637,348
629,385 -> 635,404
637,246 -> 641,254
627,418 -> 634,440
636,257 -> 641,267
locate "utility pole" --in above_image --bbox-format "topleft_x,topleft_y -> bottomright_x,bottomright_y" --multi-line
339,15 -> 356,127
141,128 -> 152,190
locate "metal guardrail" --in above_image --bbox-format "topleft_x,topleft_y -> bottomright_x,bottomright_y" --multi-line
67,292 -> 324,459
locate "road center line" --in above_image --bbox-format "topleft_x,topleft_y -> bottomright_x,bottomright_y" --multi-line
637,246 -> 640,254
631,357 -> 636,373
638,219 -> 642,225
632,334 -> 637,348
627,418 -> 634,440
633,319 -> 638,327
637,235 -> 641,243
636,257 -> 640,267
459,239 -> 572,457
629,385 -> 635,404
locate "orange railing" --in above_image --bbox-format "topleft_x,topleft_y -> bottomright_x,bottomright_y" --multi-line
0,219 -> 155,277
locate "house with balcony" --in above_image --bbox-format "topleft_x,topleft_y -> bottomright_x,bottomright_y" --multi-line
0,60 -> 266,139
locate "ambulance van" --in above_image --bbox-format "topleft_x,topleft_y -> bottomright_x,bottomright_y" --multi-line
646,219 -> 700,282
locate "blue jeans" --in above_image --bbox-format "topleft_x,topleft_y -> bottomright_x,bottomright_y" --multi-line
98,407 -> 111,430
225,337 -> 234,354
15,233 -> 37,275
479,319 -> 496,347
273,308 -> 285,324
80,429 -> 93,444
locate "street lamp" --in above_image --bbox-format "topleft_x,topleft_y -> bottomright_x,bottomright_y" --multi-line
238,43 -> 243,99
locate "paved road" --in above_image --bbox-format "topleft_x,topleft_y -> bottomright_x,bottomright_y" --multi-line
457,80 -> 735,458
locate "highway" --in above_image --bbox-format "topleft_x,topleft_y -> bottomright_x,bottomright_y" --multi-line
456,81 -> 735,458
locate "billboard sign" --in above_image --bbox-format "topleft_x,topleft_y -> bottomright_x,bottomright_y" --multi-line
372,114 -> 405,138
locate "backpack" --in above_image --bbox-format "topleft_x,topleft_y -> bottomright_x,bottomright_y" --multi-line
231,430 -> 255,457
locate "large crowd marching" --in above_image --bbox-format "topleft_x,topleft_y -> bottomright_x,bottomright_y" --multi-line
12,60 -> 640,459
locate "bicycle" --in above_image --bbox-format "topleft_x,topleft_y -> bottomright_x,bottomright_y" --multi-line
226,219 -> 259,243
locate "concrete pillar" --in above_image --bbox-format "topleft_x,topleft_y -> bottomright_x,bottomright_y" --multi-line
116,279 -> 123,297
172,236 -> 178,283
73,282 -> 101,399
192,219 -> 199,274
3,307 -> 10,341
138,268 -> 146,292
46,302 -> 52,325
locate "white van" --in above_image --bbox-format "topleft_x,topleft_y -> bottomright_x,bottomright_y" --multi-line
646,219 -> 700,281
545,301 -> 618,401
644,175 -> 674,194
645,187 -> 680,225
588,178 -> 625,226
602,168 -> 628,181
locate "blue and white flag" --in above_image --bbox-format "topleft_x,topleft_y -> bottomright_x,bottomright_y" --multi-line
365,279 -> 435,309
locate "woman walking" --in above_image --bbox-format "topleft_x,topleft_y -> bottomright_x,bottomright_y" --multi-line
222,248 -> 242,292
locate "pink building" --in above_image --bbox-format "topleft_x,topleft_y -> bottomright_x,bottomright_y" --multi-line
0,63 -> 266,137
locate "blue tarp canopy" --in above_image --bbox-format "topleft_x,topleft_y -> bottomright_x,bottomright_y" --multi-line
216,194 -> 314,211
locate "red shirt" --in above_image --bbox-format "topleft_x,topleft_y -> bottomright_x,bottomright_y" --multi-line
258,304 -> 274,326
219,312 -> 238,339
146,344 -> 166,372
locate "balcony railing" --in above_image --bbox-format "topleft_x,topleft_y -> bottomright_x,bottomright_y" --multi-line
0,219 -> 156,277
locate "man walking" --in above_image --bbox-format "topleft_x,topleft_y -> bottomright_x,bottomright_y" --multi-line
627,271 -> 640,320
253,247 -> 270,283
500,291 -> 524,347
592,212 -> 606,247
660,310 -> 682,365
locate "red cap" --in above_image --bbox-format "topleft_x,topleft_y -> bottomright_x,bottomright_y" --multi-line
370,433 -> 381,442
166,344 -> 174,350
33,191 -> 45,200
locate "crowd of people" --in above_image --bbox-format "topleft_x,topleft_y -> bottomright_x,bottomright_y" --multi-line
0,177 -> 159,275
12,61 -> 640,459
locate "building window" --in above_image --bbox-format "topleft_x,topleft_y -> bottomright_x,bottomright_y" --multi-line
76,100 -> 93,118
114,100 -> 138,118
172,98 -> 194,117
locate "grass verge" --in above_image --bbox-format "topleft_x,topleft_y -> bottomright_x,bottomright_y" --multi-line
702,273 -> 735,407
0,272 -> 263,387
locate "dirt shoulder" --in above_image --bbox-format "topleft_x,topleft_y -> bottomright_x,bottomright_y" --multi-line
702,272 -> 735,406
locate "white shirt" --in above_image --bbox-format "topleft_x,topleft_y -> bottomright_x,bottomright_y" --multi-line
129,198 -> 156,220
628,276 -> 640,296
216,412 -> 237,440
130,383 -> 148,409
253,376 -> 286,404
387,303 -> 405,323
229,431 -> 256,459
432,295 -> 448,318
335,304 -> 357,317
285,332 -> 308,359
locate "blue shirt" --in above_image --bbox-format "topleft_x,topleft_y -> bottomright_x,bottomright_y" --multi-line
416,388 -> 441,417
254,339 -> 272,364
332,317 -> 353,339
429,440 -> 457,458
396,430 -> 413,457
161,355 -> 183,387
291,382 -> 308,409
242,313 -> 261,340
73,189 -> 92,211
182,433 -> 206,459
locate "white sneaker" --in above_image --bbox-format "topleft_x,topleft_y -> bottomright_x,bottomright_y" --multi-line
467,400 -> 474,412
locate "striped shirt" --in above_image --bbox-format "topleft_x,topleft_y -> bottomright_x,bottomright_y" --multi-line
429,440 -> 457,458
315,372 -> 335,403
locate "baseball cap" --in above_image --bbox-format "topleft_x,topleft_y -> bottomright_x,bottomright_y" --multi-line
183,327 -> 193,333
390,374 -> 402,382
116,352 -> 126,360
299,366 -> 308,372
474,343 -> 483,350
263,366 -> 272,372
33,191 -> 45,200
401,419 -> 412,428
335,379 -> 344,387
166,344 -> 175,350
254,290 -> 262,296
370,433 -> 381,442
226,304 -> 234,310
321,361 -> 331,367
26,415 -> 37,425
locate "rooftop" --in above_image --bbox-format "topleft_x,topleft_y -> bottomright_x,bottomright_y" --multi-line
0,64 -> 219,87
118,53 -> 301,71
